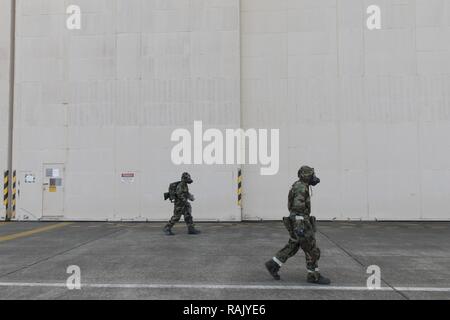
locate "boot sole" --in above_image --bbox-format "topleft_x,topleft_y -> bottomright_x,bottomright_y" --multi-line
265,262 -> 281,281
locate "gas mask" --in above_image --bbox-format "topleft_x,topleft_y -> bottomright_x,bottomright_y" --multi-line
181,172 -> 193,184
298,166 -> 320,186
310,173 -> 321,186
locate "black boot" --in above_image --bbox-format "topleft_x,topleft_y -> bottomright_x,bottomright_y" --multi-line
265,259 -> 281,280
163,225 -> 174,236
188,226 -> 201,235
307,272 -> 331,285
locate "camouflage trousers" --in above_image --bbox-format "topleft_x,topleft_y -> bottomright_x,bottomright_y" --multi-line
166,202 -> 194,228
275,215 -> 321,272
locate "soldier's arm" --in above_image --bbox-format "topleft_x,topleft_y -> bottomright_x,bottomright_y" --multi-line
186,185 -> 195,201
302,188 -> 310,214
305,196 -> 311,214
288,188 -> 294,212
295,192 -> 307,214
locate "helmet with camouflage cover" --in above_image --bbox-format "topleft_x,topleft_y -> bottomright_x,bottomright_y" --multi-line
298,166 -> 320,186
181,172 -> 193,184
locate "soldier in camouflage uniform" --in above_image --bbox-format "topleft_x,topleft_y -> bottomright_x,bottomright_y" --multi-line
265,166 -> 330,285
164,172 -> 201,236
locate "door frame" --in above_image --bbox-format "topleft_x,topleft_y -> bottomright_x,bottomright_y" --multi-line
41,163 -> 65,219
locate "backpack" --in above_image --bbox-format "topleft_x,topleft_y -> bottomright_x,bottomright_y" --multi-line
164,181 -> 181,202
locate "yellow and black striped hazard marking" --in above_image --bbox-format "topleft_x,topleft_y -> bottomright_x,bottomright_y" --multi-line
237,169 -> 242,207
3,170 -> 8,209
12,170 -> 16,217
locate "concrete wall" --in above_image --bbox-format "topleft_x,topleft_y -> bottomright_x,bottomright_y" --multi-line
241,0 -> 450,221
6,0 -> 450,221
0,0 -> 11,220
12,0 -> 241,221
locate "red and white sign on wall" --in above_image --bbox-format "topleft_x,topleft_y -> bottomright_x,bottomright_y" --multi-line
121,173 -> 135,184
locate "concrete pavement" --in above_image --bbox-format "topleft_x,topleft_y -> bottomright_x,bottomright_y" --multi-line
0,221 -> 449,300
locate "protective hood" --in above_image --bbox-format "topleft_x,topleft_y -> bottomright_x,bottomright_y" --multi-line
181,172 -> 193,184
298,166 -> 320,186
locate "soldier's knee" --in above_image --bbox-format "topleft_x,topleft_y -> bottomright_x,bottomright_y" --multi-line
172,214 -> 182,222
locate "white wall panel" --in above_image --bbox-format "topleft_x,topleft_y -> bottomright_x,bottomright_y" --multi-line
241,0 -> 450,221
13,0 -> 241,221
7,0 -> 450,221
0,0 -> 11,220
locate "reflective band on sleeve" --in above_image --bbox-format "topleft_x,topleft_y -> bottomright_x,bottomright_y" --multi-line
273,257 -> 283,267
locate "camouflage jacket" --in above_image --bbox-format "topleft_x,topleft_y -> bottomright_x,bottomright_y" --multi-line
288,180 -> 311,215
175,181 -> 194,205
